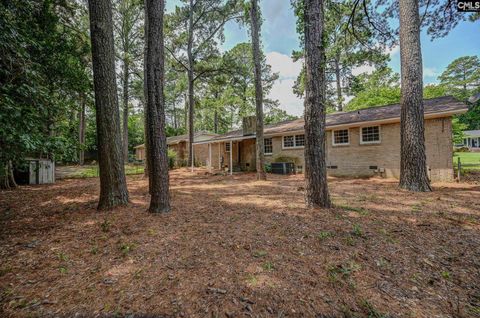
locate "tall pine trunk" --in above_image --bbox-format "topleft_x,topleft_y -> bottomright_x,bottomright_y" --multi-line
145,0 -> 170,213
187,0 -> 195,167
250,0 -> 266,181
334,53 -> 342,112
88,0 -> 129,210
122,59 -> 130,162
78,95 -> 86,165
398,0 -> 431,192
303,0 -> 331,208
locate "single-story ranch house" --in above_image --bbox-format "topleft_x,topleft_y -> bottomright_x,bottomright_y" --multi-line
135,131 -> 217,166
192,96 -> 467,182
460,130 -> 480,151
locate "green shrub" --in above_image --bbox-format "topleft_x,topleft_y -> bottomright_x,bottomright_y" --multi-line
168,149 -> 176,169
264,163 -> 272,173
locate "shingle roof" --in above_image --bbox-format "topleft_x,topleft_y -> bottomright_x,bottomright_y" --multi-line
135,131 -> 217,148
464,130 -> 480,138
198,96 -> 467,143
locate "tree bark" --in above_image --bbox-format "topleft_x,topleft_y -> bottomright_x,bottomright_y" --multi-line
187,0 -> 195,167
143,6 -> 149,180
214,108 -> 218,134
250,0 -> 266,181
145,0 -> 170,213
88,0 -> 129,210
7,161 -> 17,188
122,58 -> 130,162
398,0 -> 431,192
0,162 -> 17,190
334,53 -> 343,112
78,95 -> 86,165
303,0 -> 331,208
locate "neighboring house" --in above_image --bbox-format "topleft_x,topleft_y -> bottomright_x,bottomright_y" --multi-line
459,130 -> 480,151
193,96 -> 468,182
135,131 -> 218,166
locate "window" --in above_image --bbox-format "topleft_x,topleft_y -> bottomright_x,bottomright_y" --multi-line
333,129 -> 349,145
264,138 -> 273,154
295,134 -> 305,147
360,126 -> 380,144
225,142 -> 231,152
283,135 -> 294,148
283,134 -> 305,148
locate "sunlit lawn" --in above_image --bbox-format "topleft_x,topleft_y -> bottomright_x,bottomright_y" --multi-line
453,152 -> 480,170
62,164 -> 144,178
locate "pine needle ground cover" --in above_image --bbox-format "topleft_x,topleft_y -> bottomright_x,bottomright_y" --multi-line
1,169 -> 479,317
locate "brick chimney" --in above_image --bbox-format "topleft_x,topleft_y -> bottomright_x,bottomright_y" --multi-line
242,116 -> 256,136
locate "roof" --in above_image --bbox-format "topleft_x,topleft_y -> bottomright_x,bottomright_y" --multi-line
135,131 -> 218,149
195,96 -> 467,144
464,130 -> 480,138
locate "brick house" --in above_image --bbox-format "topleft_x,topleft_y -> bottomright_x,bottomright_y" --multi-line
193,96 -> 468,182
459,130 -> 480,151
135,132 -> 217,166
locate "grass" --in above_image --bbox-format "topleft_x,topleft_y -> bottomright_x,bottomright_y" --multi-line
63,164 -> 144,179
453,152 -> 480,171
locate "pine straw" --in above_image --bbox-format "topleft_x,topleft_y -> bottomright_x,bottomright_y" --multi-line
0,169 -> 479,317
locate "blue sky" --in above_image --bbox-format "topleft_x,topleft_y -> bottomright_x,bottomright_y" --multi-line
166,1 -> 480,116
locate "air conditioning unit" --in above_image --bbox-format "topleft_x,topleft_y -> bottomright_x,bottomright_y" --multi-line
271,162 -> 295,175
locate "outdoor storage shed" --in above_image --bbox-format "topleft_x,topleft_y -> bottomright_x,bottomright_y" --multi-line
28,159 -> 55,184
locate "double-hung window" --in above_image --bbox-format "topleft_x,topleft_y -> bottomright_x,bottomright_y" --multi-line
333,129 -> 349,145
360,126 -> 380,144
283,135 -> 295,148
225,142 -> 231,152
264,138 -> 273,155
283,134 -> 305,148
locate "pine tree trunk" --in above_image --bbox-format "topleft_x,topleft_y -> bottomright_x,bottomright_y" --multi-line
145,0 -> 170,213
122,59 -> 130,162
334,54 -> 343,112
250,0 -> 266,181
143,10 -> 149,180
78,96 -> 86,165
187,0 -> 195,167
88,0 -> 129,210
214,108 -> 218,134
398,0 -> 431,192
303,0 -> 331,208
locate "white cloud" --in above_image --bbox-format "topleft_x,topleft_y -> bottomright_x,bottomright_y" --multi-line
423,67 -> 439,78
386,45 -> 400,57
269,78 -> 304,117
265,51 -> 304,116
352,64 -> 376,76
265,51 -> 303,79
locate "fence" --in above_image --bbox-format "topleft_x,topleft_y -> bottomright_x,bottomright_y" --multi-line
455,157 -> 480,182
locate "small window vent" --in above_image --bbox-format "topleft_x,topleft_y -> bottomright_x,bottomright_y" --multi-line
327,165 -> 338,169
369,165 -> 378,170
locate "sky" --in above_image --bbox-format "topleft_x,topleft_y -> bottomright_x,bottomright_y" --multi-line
166,1 -> 480,116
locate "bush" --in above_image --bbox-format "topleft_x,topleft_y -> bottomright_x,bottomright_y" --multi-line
168,149 -> 176,169
264,163 -> 272,173
455,147 -> 470,153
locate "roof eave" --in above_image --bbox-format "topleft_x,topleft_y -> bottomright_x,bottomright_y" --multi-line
192,108 -> 468,144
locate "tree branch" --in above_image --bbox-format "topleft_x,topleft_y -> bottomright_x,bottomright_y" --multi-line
165,46 -> 190,72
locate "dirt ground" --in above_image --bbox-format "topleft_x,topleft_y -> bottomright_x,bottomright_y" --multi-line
1,169 -> 479,318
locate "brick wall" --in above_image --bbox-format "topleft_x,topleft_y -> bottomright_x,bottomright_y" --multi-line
195,118 -> 454,182
264,118 -> 453,182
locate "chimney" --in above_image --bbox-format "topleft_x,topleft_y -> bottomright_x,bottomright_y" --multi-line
242,116 -> 256,136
